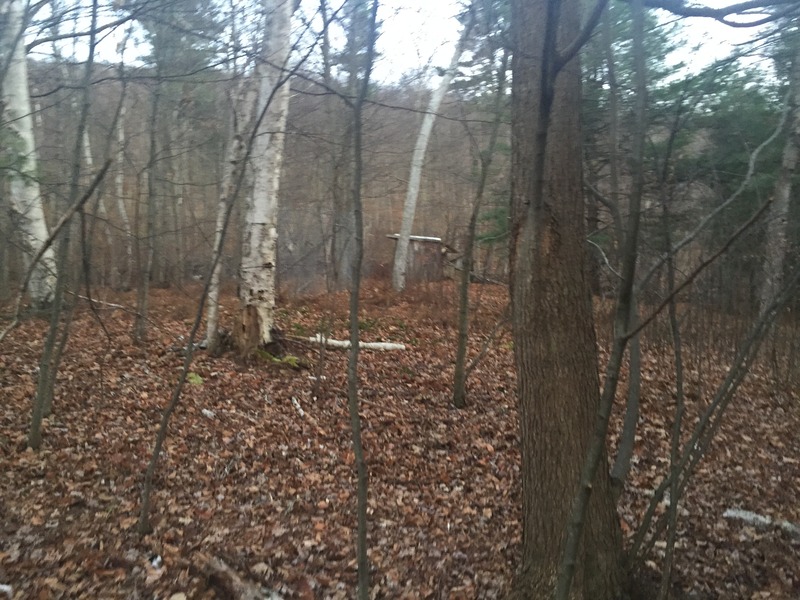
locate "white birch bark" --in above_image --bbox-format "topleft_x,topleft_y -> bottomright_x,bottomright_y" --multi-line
391,13 -> 474,291
308,334 -> 404,351
205,83 -> 256,349
238,0 -> 293,345
760,46 -> 800,315
115,100 -> 134,289
205,5 -> 256,350
80,119 -> 120,286
1,0 -> 57,307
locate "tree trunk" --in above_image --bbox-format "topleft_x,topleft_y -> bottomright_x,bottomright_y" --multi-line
508,0 -> 622,596
237,0 -> 293,350
206,82 -> 256,351
115,99 -> 134,290
1,0 -> 57,309
345,3 -> 379,595
331,131 -> 356,289
134,74 -> 161,342
760,42 -> 800,315
453,48 -> 508,409
610,297 -> 641,497
330,0 -> 372,291
0,206 -> 9,302
392,9 -> 474,291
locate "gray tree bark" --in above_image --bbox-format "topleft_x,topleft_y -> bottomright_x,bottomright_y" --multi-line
760,41 -> 800,315
508,0 -> 622,596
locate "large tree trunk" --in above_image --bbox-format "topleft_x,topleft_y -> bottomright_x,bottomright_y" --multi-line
237,0 -> 293,349
1,0 -> 57,309
508,0 -> 622,597
391,9 -> 474,291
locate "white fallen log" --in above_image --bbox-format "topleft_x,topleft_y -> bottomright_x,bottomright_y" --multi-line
723,508 -> 800,538
308,334 -> 405,351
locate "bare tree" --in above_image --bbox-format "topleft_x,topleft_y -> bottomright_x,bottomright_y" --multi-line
237,0 -> 295,351
29,0 -> 102,449
453,48 -> 508,409
392,4 -> 475,292
344,2 -> 379,596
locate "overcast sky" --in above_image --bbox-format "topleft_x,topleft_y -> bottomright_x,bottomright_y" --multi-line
37,0 -> 774,84
373,0 -> 775,84
373,0 -> 464,82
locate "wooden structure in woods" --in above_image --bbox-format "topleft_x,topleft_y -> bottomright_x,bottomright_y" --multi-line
387,234 -> 457,283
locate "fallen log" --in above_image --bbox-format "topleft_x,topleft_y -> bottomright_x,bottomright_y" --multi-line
308,333 -> 405,351
723,508 -> 800,539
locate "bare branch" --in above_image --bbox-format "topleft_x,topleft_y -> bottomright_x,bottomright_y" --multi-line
557,0 -> 611,70
629,198 -> 772,341
643,0 -> 800,25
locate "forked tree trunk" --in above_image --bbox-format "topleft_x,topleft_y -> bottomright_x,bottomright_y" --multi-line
1,0 -> 57,308
508,0 -> 622,596
237,0 -> 293,349
30,0 -> 100,448
392,8 -> 475,291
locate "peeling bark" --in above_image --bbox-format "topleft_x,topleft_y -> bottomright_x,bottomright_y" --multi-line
237,0 -> 293,350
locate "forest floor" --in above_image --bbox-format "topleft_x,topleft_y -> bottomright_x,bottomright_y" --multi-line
1,281 -> 799,599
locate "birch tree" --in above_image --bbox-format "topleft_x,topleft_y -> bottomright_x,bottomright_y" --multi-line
760,31 -> 800,314
114,95 -> 134,289
237,0 -> 294,349
1,0 -> 57,309
205,4 -> 255,352
391,4 -> 475,292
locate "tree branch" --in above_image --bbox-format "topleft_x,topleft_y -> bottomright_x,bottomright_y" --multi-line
642,0 -> 800,25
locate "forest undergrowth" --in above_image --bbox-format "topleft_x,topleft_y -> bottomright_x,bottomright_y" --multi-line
0,281 -> 798,599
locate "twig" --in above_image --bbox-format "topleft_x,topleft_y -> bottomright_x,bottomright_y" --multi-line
628,198 -> 772,341
465,307 -> 510,377
588,239 -> 622,280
